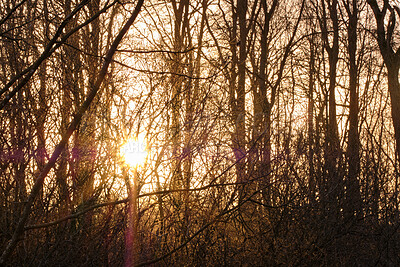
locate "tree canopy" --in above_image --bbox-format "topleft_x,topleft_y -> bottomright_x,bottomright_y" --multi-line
1,0 -> 400,265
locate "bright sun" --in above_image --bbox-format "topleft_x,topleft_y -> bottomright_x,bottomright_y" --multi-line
120,135 -> 148,167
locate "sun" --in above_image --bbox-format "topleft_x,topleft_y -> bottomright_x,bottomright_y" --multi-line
120,135 -> 148,167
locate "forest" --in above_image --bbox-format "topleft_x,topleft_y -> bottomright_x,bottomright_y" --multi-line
1,0 -> 400,265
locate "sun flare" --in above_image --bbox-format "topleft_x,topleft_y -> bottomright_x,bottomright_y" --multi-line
120,135 -> 148,167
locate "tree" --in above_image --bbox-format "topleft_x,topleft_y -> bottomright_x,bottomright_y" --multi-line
343,0 -> 362,219
368,0 -> 400,165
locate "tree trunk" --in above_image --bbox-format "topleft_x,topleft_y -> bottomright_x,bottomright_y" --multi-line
346,0 -> 362,219
388,67 -> 400,160
308,33 -> 315,203
234,0 -> 247,187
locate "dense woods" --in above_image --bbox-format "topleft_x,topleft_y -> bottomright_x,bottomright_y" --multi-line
1,0 -> 400,265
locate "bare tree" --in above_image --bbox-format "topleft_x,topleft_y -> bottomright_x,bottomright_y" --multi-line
368,0 -> 400,164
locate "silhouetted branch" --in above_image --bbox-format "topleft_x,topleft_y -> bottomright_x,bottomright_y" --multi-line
0,0 -> 144,264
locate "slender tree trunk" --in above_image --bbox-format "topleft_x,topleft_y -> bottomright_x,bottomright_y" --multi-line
388,66 -> 400,209
308,34 -> 315,203
234,0 -> 247,188
318,0 -> 341,220
346,0 -> 362,219
81,0 -> 100,204
256,0 -> 277,206
170,0 -> 190,240
388,66 -> 400,160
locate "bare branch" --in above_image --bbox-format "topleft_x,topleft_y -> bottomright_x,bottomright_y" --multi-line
0,0 -> 144,263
